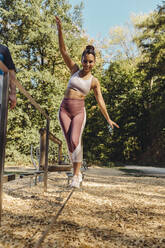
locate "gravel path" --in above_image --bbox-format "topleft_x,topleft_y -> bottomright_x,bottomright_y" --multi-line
1,165 -> 165,248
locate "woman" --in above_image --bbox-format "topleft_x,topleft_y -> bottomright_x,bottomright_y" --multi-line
56,16 -> 119,188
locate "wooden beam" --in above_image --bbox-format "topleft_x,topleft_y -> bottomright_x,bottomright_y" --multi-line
49,132 -> 62,146
48,165 -> 71,172
3,174 -> 16,183
39,128 -> 46,170
44,118 -> 49,192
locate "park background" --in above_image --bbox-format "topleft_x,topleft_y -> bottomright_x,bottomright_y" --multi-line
0,0 -> 164,167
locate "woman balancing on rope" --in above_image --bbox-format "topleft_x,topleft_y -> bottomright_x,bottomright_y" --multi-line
55,16 -> 119,188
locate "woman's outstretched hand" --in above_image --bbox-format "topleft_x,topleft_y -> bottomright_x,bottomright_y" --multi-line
108,121 -> 119,135
108,120 -> 119,134
55,16 -> 62,31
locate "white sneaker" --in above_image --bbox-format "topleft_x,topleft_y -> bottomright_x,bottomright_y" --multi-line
70,175 -> 80,188
78,172 -> 82,183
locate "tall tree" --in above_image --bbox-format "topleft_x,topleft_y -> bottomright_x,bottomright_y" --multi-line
134,1 -> 165,80
133,1 -> 165,163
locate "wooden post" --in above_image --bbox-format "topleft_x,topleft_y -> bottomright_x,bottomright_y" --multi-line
48,131 -> 63,164
44,117 -> 49,192
58,144 -> 62,164
0,73 -> 9,226
39,128 -> 47,170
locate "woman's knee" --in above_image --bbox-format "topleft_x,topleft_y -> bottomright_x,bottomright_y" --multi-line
70,136 -> 79,152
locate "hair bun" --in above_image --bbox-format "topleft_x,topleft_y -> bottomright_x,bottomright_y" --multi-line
82,45 -> 96,59
86,45 -> 95,51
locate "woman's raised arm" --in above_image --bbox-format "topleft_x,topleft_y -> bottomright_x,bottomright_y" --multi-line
55,16 -> 78,74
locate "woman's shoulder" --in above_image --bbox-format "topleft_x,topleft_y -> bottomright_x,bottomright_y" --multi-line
92,76 -> 99,84
91,76 -> 100,89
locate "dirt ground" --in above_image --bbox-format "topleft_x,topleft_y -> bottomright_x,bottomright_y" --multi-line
0,166 -> 165,248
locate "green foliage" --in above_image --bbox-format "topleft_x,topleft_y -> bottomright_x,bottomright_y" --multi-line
1,0 -> 165,166
84,60 -> 148,163
0,0 -> 88,163
83,1 -> 165,165
134,1 -> 165,80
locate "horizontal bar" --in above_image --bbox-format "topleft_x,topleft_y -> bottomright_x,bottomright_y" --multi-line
47,165 -> 71,172
19,171 -> 44,178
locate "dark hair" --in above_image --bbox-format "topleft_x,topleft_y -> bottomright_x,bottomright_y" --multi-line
82,45 -> 96,59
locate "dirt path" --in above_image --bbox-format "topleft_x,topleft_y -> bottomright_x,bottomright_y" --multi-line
86,165 -> 165,177
0,167 -> 165,248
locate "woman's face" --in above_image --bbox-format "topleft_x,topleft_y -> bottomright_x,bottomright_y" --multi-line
81,53 -> 95,73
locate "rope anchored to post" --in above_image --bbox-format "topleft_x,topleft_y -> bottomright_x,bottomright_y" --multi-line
34,188 -> 74,248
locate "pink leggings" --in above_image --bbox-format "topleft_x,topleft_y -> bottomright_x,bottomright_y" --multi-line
58,98 -> 86,163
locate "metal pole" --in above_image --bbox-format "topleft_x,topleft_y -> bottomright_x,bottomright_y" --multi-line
0,73 -> 9,226
44,113 -> 49,192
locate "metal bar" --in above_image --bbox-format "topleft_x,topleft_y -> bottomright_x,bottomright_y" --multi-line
44,115 -> 50,192
13,79 -> 50,120
0,73 -> 9,226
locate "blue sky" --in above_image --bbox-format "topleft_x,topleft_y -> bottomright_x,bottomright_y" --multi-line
69,0 -> 163,39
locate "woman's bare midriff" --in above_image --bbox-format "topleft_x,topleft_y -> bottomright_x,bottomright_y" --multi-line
64,88 -> 85,100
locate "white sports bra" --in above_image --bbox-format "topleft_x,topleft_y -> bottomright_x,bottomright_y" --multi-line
67,70 -> 93,96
